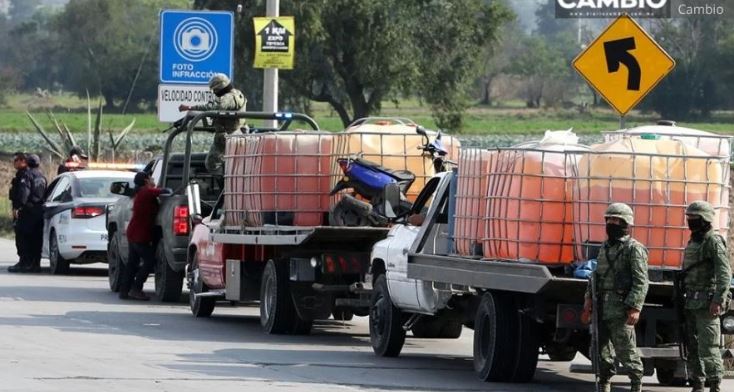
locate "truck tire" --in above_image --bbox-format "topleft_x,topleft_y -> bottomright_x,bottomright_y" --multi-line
107,234 -> 121,292
188,253 -> 215,318
49,232 -> 70,275
155,244 -> 184,302
473,291 -> 518,382
369,275 -> 405,357
411,317 -> 462,339
511,311 -> 540,382
260,259 -> 299,334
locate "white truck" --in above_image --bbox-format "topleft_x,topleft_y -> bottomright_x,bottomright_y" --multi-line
369,169 -> 734,385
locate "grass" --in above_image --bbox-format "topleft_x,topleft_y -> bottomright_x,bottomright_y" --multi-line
2,92 -> 734,135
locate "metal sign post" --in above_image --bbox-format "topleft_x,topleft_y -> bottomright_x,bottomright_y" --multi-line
263,0 -> 279,128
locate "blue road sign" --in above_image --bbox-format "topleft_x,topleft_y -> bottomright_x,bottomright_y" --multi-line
160,10 -> 233,84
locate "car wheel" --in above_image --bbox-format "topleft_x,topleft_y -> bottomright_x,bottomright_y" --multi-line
155,243 -> 184,302
188,252 -> 215,318
49,231 -> 70,275
107,234 -> 121,292
260,259 -> 303,334
369,274 -> 405,357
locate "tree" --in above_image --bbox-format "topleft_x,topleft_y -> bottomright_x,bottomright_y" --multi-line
2,10 -> 60,91
8,0 -> 42,24
52,0 -> 188,111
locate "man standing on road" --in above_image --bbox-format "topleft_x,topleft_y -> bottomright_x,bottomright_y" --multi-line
582,203 -> 649,392
680,201 -> 731,392
119,172 -> 167,301
8,153 -> 46,273
24,154 -> 47,272
178,73 -> 247,175
8,152 -> 30,272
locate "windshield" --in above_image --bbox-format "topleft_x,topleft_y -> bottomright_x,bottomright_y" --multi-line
78,177 -> 133,198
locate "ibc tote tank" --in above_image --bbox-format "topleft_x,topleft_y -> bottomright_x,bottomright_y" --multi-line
574,137 -> 729,269
454,148 -> 495,256
335,119 -> 460,201
223,131 -> 334,227
483,131 -> 588,264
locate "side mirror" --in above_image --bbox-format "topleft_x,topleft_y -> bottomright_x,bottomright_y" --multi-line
110,181 -> 133,197
383,183 -> 401,219
186,181 -> 202,217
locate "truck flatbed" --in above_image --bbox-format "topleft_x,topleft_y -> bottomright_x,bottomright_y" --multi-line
213,225 -> 389,247
407,252 -> 677,304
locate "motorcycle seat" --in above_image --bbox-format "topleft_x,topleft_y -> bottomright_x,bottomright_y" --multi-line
354,158 -> 416,182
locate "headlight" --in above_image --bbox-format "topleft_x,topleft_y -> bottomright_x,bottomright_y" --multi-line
310,257 -> 319,268
723,315 -> 734,333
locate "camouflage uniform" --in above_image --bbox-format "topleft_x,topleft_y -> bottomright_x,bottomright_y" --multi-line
682,201 -> 731,392
190,73 -> 247,174
585,203 -> 649,391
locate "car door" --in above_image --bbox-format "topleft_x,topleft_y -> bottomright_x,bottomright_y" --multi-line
197,197 -> 225,288
385,177 -> 441,311
42,177 -> 72,257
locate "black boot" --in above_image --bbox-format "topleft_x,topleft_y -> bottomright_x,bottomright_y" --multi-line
7,262 -> 28,273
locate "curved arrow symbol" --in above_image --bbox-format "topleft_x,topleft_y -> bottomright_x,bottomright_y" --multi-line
604,37 -> 641,91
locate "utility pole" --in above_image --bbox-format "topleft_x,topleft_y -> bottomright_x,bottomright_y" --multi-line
263,0 -> 279,128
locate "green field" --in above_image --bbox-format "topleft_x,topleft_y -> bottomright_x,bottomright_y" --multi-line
2,92 -> 734,135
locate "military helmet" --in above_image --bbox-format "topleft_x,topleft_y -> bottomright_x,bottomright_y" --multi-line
604,203 -> 634,225
686,200 -> 715,223
208,73 -> 231,93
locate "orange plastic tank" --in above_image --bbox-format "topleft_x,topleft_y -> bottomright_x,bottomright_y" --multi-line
482,132 -> 587,264
334,119 -> 460,202
604,125 -> 731,157
573,138 -> 729,269
223,131 -> 334,227
454,148 -> 494,256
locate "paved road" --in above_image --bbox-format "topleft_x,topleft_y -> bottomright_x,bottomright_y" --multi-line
1,239 -> 731,392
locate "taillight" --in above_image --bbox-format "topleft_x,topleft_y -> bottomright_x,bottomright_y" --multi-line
72,206 -> 105,219
173,205 -> 189,235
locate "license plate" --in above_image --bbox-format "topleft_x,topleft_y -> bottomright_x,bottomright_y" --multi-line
101,234 -> 109,241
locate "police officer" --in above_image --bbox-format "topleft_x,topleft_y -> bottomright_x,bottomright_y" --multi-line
25,154 -> 47,271
8,152 -> 30,272
8,153 -> 47,273
681,201 -> 731,392
582,203 -> 649,392
178,73 -> 247,174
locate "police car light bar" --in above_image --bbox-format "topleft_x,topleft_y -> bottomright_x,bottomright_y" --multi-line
65,162 -> 145,171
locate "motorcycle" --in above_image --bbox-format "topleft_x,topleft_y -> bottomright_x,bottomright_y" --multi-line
328,126 -> 450,227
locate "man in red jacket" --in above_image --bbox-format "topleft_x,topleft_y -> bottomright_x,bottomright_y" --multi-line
119,172 -> 166,300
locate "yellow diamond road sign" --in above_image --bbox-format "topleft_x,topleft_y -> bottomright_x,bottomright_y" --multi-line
573,14 -> 675,116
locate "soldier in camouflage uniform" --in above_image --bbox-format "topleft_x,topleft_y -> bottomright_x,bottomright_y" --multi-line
681,201 -> 731,392
583,203 -> 649,392
179,73 -> 247,174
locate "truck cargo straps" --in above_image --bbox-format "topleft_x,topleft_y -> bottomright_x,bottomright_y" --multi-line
213,226 -> 389,247
407,253 -> 554,294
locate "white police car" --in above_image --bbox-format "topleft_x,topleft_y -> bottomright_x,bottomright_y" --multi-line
42,170 -> 135,274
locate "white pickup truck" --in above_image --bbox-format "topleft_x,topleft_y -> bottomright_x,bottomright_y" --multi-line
368,170 -> 734,385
